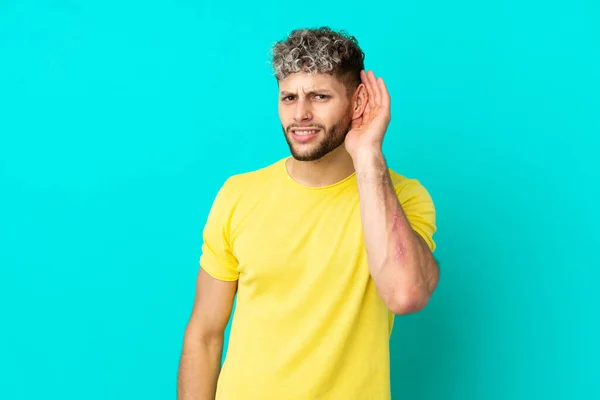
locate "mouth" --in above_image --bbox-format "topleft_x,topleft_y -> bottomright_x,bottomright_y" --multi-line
291,128 -> 321,143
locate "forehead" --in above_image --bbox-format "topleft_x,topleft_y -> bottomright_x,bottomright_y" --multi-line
278,72 -> 345,94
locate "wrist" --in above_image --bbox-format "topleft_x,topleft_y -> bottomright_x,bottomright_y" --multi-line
351,146 -> 385,169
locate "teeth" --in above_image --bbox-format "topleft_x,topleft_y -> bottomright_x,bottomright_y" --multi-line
294,130 -> 319,135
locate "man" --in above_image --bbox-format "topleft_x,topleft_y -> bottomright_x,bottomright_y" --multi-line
177,26 -> 439,399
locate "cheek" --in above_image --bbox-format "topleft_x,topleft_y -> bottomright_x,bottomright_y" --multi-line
328,102 -> 351,121
315,106 -> 338,125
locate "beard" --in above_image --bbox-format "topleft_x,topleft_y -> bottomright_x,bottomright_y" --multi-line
282,109 -> 353,162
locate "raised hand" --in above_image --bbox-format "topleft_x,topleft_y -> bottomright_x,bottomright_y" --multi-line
345,70 -> 391,158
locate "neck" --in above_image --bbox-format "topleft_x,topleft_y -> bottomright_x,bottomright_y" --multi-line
286,145 -> 356,188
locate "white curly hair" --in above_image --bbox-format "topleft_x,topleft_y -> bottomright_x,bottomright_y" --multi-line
270,27 -> 365,95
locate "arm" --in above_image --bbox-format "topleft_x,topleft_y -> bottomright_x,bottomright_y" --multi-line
345,70 -> 438,315
354,149 -> 438,315
177,268 -> 237,399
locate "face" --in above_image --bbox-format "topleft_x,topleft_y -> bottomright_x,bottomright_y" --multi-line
278,72 -> 355,161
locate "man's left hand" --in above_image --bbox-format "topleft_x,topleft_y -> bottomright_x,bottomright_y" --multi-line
345,70 -> 392,158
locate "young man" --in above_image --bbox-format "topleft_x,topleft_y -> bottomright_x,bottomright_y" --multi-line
177,27 -> 439,399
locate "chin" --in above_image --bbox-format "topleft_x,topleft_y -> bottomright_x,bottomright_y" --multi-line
291,153 -> 320,162
290,146 -> 337,162
290,148 -> 318,162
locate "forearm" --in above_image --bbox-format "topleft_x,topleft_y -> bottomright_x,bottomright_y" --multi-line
354,149 -> 438,314
177,334 -> 223,400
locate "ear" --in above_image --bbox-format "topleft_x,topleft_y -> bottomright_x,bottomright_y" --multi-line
351,83 -> 368,120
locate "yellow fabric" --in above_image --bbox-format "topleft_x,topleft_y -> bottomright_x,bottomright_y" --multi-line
199,157 -> 436,400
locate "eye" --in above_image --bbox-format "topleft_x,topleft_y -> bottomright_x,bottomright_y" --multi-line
314,94 -> 328,100
282,95 -> 295,102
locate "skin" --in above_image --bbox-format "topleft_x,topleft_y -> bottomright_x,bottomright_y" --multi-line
178,270 -> 237,400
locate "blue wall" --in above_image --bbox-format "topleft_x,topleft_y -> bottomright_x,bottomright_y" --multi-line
1,1 -> 598,399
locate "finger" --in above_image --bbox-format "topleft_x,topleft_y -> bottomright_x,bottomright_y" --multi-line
368,70 -> 382,106
378,77 -> 390,110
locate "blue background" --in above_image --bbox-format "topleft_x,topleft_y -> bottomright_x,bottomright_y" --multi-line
1,1 -> 598,399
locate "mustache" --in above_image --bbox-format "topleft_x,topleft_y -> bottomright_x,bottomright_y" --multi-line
287,124 -> 325,132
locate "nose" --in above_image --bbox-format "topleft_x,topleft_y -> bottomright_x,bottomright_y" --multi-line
293,98 -> 312,122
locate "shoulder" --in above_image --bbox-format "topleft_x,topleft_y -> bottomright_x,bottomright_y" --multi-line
388,167 -> 437,251
387,168 -> 434,204
214,157 -> 286,204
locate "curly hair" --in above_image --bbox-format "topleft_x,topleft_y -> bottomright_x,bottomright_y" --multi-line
270,27 -> 365,96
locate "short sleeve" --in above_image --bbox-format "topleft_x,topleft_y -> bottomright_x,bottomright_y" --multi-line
394,178 -> 437,252
199,178 -> 240,281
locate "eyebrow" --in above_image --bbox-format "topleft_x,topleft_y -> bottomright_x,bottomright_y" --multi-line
279,89 -> 333,96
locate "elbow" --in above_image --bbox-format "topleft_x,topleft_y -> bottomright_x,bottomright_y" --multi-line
381,257 -> 440,315
386,272 -> 438,315
387,289 -> 430,315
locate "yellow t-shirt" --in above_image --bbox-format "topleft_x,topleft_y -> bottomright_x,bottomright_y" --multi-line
199,156 -> 436,400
